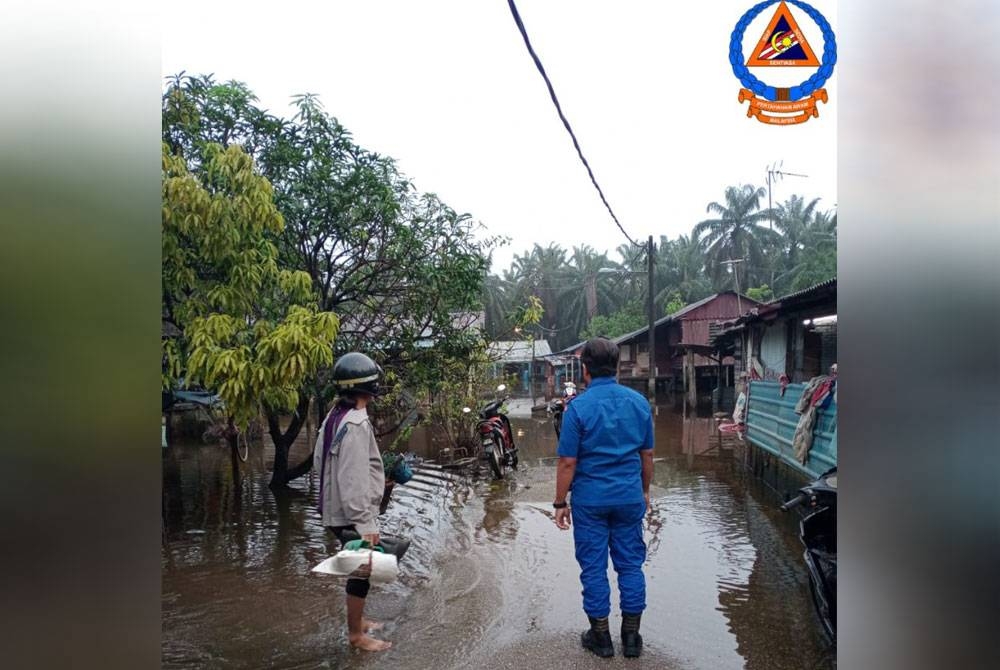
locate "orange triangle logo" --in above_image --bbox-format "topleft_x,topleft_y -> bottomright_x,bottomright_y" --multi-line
745,1 -> 820,67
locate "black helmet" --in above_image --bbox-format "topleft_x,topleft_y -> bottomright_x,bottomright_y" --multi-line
332,352 -> 383,397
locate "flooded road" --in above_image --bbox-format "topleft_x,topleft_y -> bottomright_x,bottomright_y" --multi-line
162,402 -> 835,669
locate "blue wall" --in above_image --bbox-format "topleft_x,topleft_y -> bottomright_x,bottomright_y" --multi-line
745,380 -> 837,479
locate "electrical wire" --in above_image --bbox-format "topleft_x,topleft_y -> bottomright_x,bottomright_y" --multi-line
506,0 -> 639,249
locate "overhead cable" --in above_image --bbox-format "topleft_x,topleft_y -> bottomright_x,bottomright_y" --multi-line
506,0 -> 640,249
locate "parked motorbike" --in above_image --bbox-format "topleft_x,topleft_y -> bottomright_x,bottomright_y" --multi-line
546,381 -> 578,439
463,384 -> 518,479
781,466 -> 837,644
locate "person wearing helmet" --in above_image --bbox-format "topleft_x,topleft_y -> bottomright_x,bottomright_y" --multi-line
313,352 -> 392,652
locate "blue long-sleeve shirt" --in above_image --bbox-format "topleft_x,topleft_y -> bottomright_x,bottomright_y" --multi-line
557,376 -> 654,506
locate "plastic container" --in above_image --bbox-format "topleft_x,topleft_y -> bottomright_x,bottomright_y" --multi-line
311,549 -> 399,583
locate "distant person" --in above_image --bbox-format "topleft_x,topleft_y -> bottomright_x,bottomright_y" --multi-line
552,337 -> 654,658
313,352 -> 391,652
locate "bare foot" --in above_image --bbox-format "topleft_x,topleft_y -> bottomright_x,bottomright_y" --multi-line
363,619 -> 384,633
349,633 -> 392,652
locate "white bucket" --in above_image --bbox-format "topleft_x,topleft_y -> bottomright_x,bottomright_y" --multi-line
311,549 -> 399,584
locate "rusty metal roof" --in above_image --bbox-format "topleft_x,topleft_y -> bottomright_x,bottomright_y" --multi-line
710,277 -> 837,345
557,291 -> 762,353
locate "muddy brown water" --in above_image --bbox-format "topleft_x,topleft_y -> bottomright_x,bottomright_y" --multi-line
162,402 -> 835,669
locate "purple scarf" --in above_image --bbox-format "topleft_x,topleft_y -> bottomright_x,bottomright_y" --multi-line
317,401 -> 353,513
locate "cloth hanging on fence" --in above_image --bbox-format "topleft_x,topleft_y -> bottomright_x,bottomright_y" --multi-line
733,391 -> 748,425
792,375 -> 836,464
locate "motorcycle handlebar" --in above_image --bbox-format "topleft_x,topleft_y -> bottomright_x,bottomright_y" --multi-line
780,493 -> 807,512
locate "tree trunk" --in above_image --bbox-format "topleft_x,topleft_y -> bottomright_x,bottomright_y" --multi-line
267,394 -> 313,490
226,415 -> 242,491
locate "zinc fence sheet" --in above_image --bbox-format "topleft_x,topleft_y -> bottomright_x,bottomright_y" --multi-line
746,380 -> 837,478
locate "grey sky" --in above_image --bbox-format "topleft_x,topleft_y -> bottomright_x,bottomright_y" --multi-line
162,0 -> 837,273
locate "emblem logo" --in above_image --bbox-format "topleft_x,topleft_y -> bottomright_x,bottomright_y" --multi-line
730,0 -> 836,125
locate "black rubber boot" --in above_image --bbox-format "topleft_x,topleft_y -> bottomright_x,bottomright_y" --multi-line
621,612 -> 643,658
581,616 -> 614,658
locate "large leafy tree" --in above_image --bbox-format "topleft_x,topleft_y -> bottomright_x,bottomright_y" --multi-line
163,74 -> 498,483
580,303 -> 645,340
693,184 -> 777,290
162,142 -> 339,485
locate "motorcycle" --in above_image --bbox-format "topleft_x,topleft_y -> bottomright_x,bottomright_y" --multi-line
463,384 -> 518,479
546,381 -> 578,439
781,466 -> 837,644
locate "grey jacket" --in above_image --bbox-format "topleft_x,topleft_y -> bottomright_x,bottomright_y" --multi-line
313,407 -> 385,535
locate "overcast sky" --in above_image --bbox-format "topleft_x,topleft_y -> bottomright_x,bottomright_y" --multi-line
162,0 -> 837,273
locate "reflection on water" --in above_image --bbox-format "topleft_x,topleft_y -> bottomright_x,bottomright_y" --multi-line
163,402 -> 834,669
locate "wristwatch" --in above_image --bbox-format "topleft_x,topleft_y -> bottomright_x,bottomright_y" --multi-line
552,501 -> 568,509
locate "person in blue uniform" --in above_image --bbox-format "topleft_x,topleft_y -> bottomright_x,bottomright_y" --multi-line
553,337 -> 654,658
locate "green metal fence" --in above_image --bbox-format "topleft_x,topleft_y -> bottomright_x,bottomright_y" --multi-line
746,380 -> 837,479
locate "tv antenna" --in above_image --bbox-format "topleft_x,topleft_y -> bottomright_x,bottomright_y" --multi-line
766,161 -> 809,229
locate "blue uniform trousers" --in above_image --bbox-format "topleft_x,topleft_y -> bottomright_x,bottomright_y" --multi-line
572,502 -> 647,618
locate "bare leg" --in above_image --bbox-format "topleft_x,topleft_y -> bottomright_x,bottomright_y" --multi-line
347,595 -> 391,651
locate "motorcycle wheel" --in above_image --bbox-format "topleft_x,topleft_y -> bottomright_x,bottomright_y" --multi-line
809,574 -> 836,645
488,438 -> 506,480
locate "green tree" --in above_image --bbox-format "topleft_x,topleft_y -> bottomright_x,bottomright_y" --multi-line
746,285 -> 774,302
663,290 -> 685,316
163,76 -> 499,475
693,184 -> 777,290
162,142 -> 339,486
771,194 -> 822,293
559,245 -> 620,350
785,209 -> 837,291
504,243 -> 569,347
580,303 -> 645,340
483,273 -> 515,339
656,234 -> 713,306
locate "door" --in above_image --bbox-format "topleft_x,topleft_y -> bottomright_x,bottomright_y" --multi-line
803,330 -> 822,379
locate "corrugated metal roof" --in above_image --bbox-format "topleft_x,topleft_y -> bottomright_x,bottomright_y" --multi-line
612,292 -> 760,344
710,277 -> 837,344
765,277 -> 836,305
488,339 -> 553,363
557,291 -> 761,353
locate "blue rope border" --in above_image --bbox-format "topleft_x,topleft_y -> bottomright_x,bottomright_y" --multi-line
730,0 -> 837,101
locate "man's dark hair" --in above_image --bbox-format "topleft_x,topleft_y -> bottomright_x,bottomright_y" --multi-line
580,337 -> 619,378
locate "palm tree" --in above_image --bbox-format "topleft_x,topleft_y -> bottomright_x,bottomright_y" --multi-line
772,195 -> 822,293
784,208 -> 837,291
657,234 -> 713,306
559,245 -> 621,348
503,243 -> 569,346
482,273 -> 513,339
693,184 -> 777,291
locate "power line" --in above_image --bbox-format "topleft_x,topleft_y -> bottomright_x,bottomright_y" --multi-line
506,0 -> 639,248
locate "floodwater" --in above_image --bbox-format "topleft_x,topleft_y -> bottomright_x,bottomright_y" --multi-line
162,401 -> 835,669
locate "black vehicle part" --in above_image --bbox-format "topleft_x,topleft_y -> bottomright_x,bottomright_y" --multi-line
487,436 -> 506,479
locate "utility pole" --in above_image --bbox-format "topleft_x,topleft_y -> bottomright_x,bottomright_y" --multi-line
585,274 -> 598,320
647,234 -> 656,399
722,258 -> 746,315
529,334 -> 535,404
